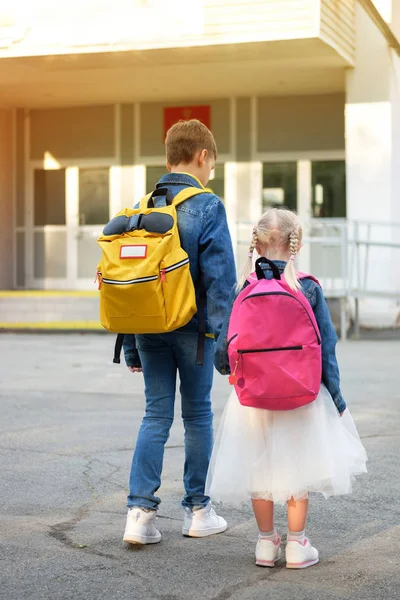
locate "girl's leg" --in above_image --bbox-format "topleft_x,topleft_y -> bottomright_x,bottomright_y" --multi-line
252,499 -> 281,567
251,499 -> 274,532
287,497 -> 309,534
286,497 -> 319,568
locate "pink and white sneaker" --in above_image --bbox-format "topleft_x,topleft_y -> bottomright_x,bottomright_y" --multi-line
255,536 -> 282,567
285,538 -> 319,569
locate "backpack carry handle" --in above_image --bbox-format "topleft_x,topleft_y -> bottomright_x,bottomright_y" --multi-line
147,187 -> 174,208
103,212 -> 174,236
255,257 -> 281,280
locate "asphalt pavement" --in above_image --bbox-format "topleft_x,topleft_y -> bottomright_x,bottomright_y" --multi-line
0,333 -> 399,600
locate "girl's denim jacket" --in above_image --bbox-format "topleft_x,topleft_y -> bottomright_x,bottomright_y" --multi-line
214,260 -> 346,414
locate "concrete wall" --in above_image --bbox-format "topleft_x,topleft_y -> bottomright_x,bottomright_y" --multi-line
0,110 -> 14,290
27,94 -> 345,166
30,106 -> 115,160
257,94 -> 345,153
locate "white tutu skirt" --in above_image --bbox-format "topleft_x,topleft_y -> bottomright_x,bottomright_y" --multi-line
206,384 -> 367,507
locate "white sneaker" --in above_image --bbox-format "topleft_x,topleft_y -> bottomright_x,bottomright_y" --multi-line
182,503 -> 228,538
286,538 -> 319,569
255,536 -> 282,567
123,508 -> 161,545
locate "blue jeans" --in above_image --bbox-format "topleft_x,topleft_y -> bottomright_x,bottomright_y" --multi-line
127,332 -> 214,510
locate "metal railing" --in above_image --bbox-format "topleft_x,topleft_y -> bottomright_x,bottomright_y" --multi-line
236,218 -> 400,338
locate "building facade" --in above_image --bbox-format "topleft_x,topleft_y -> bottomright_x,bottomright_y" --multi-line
0,0 -> 399,326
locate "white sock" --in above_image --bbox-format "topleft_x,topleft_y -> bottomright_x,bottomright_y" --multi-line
258,529 -> 279,543
287,529 -> 306,544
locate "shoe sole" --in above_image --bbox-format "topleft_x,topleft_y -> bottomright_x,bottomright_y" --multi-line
123,534 -> 161,545
255,547 -> 281,568
286,558 -> 319,569
255,558 -> 280,568
182,524 -> 228,538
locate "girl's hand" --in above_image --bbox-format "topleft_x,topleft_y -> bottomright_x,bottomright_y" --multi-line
339,410 -> 345,417
128,366 -> 143,373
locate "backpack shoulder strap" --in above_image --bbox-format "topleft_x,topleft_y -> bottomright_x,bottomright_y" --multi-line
297,272 -> 321,287
139,193 -> 153,211
173,187 -> 212,207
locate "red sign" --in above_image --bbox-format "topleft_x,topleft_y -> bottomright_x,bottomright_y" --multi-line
164,105 -> 211,139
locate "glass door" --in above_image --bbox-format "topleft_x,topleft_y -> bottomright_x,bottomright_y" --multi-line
32,167 -> 69,288
311,160 -> 346,218
262,162 -> 297,212
30,165 -> 114,290
75,167 -> 110,286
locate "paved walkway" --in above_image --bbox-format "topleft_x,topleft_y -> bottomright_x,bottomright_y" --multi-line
1,334 -> 399,600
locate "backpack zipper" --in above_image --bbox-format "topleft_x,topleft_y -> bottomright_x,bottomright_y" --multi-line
228,345 -> 302,385
102,274 -> 158,285
101,258 -> 190,286
238,345 -> 303,354
163,258 -> 189,273
242,291 -> 321,345
160,257 -> 190,283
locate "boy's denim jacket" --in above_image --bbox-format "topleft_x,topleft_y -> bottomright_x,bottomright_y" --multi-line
123,173 -> 237,367
214,260 -> 346,414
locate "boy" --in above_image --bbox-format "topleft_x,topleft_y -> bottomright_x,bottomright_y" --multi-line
123,119 -> 236,544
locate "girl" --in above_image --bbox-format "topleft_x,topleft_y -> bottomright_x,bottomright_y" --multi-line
207,208 -> 367,569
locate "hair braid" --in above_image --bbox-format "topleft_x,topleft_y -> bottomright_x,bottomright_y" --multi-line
289,230 -> 299,260
237,228 -> 259,291
248,228 -> 259,258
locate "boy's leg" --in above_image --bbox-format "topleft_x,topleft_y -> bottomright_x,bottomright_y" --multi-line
127,334 -> 177,510
175,333 -> 214,508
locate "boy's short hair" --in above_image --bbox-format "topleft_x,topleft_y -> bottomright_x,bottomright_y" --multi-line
165,119 -> 217,166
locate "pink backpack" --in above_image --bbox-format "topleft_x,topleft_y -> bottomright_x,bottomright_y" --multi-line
227,258 -> 322,410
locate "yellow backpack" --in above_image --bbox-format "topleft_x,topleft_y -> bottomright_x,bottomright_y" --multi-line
96,187 -> 208,337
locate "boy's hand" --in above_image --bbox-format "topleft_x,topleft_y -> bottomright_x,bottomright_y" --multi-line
128,366 -> 143,373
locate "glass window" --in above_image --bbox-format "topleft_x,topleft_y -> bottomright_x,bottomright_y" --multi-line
262,163 -> 297,212
79,168 -> 110,225
312,161 -> 346,218
34,169 -> 66,226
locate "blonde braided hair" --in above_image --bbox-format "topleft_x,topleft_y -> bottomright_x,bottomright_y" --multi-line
289,230 -> 299,261
238,208 -> 303,291
248,228 -> 259,258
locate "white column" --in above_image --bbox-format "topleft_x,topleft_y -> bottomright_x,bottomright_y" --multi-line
390,1 -> 400,291
224,162 -> 238,262
66,167 -> 79,289
235,162 -> 262,274
296,160 -> 312,273
345,1 -> 400,326
132,165 -> 146,206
